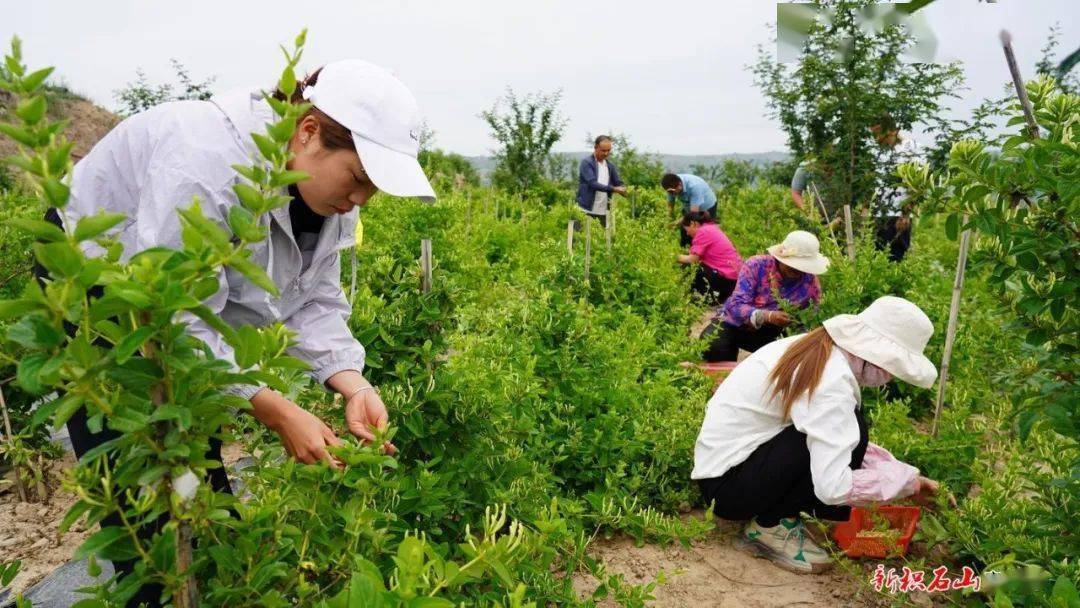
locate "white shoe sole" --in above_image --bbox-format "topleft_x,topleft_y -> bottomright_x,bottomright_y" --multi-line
738,537 -> 832,575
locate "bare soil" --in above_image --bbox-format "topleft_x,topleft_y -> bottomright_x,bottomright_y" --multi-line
572,519 -> 894,608
0,453 -> 91,596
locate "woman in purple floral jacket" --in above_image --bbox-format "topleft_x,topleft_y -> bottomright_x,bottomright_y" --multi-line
702,231 -> 829,362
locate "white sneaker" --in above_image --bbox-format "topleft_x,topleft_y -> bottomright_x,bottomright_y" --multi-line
742,518 -> 832,574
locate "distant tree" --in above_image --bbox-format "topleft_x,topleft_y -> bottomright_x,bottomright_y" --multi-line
751,0 -> 963,215
1036,23 -> 1078,95
480,88 -> 566,193
114,59 -> 215,117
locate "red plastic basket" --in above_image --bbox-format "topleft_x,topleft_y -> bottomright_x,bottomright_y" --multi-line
695,361 -> 738,386
832,506 -> 921,558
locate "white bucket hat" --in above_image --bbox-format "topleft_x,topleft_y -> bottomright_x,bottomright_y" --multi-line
302,59 -> 435,200
767,230 -> 830,275
823,296 -> 938,388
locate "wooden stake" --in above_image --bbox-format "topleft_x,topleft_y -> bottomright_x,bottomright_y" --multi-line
1000,31 -> 1041,140
584,219 -> 592,284
809,183 -> 839,243
0,384 -> 28,502
567,220 -> 574,256
932,218 -> 971,437
420,239 -> 432,294
175,522 -> 197,608
843,204 -> 855,260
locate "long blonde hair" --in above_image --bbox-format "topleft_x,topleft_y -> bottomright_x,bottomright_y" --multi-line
767,327 -> 835,419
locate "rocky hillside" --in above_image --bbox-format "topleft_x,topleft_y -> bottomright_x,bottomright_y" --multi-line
0,86 -> 117,165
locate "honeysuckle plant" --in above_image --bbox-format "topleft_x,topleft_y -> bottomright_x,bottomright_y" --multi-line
0,32 -> 320,606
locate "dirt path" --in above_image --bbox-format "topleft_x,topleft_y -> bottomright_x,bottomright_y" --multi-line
573,520 -> 891,608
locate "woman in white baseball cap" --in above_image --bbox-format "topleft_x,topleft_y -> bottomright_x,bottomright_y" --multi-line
34,59 -> 432,607
691,296 -> 951,574
701,230 -> 829,362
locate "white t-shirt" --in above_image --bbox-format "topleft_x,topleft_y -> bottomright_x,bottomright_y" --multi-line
592,159 -> 610,215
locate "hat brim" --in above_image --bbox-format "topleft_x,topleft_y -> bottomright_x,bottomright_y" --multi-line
352,133 -> 436,201
823,315 -> 938,388
767,245 -> 830,275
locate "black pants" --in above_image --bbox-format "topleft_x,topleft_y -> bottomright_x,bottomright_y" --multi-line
691,267 -> 736,307
701,320 -> 783,362
874,217 -> 912,262
35,208 -> 232,608
698,408 -> 869,527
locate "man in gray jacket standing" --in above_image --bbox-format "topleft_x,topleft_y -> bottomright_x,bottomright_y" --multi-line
576,135 -> 627,227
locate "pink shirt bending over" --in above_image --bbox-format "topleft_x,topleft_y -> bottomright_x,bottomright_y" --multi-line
690,223 -> 742,279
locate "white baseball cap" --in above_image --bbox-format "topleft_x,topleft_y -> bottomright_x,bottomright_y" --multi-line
302,59 -> 435,200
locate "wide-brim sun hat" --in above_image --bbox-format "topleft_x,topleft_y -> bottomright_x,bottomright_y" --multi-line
767,230 -> 830,275
823,296 -> 938,388
302,59 -> 436,200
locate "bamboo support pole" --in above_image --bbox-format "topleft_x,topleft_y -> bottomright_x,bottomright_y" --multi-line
567,220 -> 574,256
932,218 -> 971,437
420,239 -> 432,294
1000,31 -> 1040,140
0,384 -> 28,502
584,219 -> 592,284
843,204 -> 855,260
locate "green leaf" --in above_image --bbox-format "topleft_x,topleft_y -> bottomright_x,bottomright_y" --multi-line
8,217 -> 67,242
0,559 -> 20,587
109,282 -> 154,308
408,599 -> 453,608
42,177 -> 71,208
1051,574 -> 1080,608
34,241 -> 83,277
115,326 -> 154,364
0,122 -> 38,147
73,526 -> 129,561
14,94 -> 46,125
22,67 -> 55,91
1015,251 -> 1039,272
945,213 -> 959,241
227,205 -> 264,242
269,169 -> 309,188
0,298 -> 41,318
251,132 -> 280,161
108,408 -> 149,433
148,404 -> 193,429
16,352 -> 50,395
233,183 -> 265,212
177,201 -> 231,251
233,325 -> 264,369
73,212 -> 127,241
188,304 -> 240,345
228,255 -> 278,296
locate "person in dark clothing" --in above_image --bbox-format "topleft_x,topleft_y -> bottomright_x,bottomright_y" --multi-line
575,135 -> 627,228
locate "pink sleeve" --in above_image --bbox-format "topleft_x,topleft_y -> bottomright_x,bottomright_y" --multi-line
845,442 -> 920,506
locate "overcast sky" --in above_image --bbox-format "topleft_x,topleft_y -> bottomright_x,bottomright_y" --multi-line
6,1 -> 1078,156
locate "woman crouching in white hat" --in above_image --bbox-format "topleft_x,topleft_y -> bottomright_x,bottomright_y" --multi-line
691,297 -> 950,574
701,230 -> 827,362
